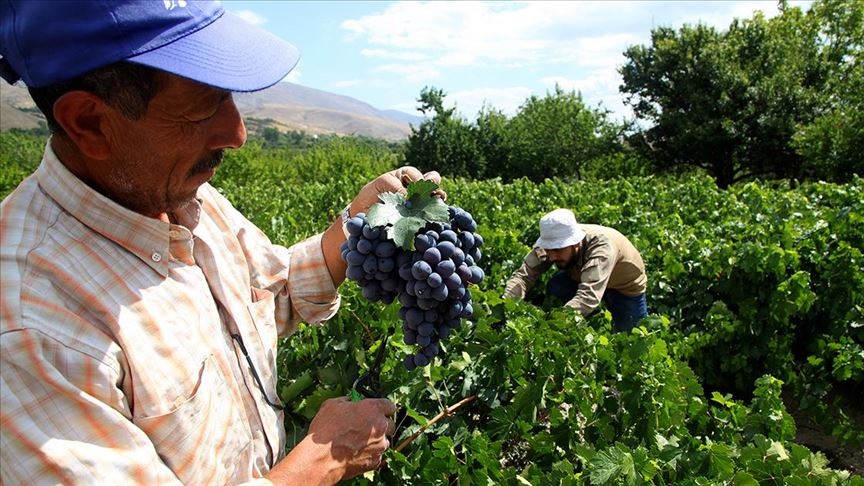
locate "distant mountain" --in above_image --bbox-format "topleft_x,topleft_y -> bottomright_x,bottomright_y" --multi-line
0,81 -> 424,141
0,83 -> 43,131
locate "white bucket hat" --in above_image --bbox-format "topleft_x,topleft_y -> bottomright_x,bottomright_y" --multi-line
534,209 -> 586,250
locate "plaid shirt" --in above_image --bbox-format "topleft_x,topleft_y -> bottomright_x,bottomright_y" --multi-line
1,142 -> 341,484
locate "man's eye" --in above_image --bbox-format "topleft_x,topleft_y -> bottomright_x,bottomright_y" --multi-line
186,108 -> 219,122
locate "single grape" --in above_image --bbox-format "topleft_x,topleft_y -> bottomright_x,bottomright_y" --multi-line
414,280 -> 431,298
346,265 -> 365,282
413,353 -> 430,367
417,298 -> 437,310
375,241 -> 396,258
469,265 -> 485,284
362,255 -> 378,274
356,239 -> 373,255
445,301 -> 463,319
423,342 -> 439,358
378,257 -> 395,273
437,241 -> 455,260
436,259 -> 455,278
362,283 -> 381,301
431,284 -> 449,301
362,224 -> 381,240
346,250 -> 365,266
439,230 -> 458,244
461,302 -> 474,318
458,231 -> 475,250
398,263 -> 413,281
423,247 -> 442,266
405,308 -> 424,327
418,322 -> 435,337
426,272 -> 443,288
450,247 -> 465,266
411,260 -> 433,280
414,234 -> 433,253
399,292 -> 417,308
444,272 -> 462,290
346,217 -> 364,236
437,325 -> 451,339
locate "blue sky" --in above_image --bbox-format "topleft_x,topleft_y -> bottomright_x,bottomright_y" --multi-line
224,0 -> 813,123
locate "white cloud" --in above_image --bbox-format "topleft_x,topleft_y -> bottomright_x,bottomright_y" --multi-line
374,64 -> 441,83
340,0 -> 813,117
341,1 -> 812,80
676,1 -> 811,30
281,68 -> 301,84
448,87 -> 536,118
341,2 -> 671,69
360,49 -> 429,61
540,71 -> 634,122
233,9 -> 267,26
329,78 -> 390,89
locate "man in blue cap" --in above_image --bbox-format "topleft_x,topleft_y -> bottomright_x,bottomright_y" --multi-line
0,1 -> 437,483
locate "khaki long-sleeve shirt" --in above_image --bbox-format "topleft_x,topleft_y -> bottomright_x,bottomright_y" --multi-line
1,142 -> 341,484
504,224 -> 646,315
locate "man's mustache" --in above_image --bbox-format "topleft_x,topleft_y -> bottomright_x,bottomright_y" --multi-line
191,150 -> 225,174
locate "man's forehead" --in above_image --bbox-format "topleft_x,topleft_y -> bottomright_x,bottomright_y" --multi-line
156,73 -> 229,101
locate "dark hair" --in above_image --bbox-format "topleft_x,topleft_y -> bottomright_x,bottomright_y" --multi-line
28,62 -> 165,134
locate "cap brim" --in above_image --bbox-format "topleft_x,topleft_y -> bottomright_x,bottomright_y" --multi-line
535,231 -> 586,250
126,11 -> 299,92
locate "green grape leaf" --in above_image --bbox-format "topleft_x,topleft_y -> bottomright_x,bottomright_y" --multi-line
367,192 -> 406,228
589,448 -> 626,484
365,180 -> 449,250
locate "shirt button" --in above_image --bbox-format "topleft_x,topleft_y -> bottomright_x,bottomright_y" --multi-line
151,252 -> 162,262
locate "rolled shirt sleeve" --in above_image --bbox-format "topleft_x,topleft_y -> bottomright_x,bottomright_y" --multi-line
565,250 -> 615,316
503,248 -> 551,299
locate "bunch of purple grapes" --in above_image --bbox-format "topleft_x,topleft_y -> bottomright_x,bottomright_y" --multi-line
340,206 -> 484,369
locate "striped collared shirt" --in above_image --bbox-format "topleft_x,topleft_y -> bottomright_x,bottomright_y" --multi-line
1,142 -> 340,484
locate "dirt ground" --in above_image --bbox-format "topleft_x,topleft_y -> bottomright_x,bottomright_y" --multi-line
783,391 -> 863,477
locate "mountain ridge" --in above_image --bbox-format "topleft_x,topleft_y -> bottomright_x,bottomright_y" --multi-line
0,81 -> 423,141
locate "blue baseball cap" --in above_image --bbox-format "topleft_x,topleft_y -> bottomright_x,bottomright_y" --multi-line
0,0 -> 300,92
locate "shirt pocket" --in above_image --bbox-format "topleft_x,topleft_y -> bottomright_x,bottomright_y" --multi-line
133,355 -> 249,483
247,287 -> 277,365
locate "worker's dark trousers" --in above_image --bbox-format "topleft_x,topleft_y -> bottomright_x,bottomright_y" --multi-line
547,271 -> 648,332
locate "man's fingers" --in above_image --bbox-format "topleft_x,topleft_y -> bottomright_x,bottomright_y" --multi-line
364,397 -> 397,416
385,417 -> 396,437
422,170 -> 442,185
394,167 -> 442,187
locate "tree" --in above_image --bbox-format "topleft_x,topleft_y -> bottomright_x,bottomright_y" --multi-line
619,3 -> 828,187
504,85 -> 620,182
473,104 -> 509,179
403,87 -> 484,178
792,0 -> 864,181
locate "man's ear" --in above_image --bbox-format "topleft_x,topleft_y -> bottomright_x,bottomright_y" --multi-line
52,91 -> 112,160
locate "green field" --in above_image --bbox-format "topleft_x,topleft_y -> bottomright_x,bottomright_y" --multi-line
2,131 -> 861,483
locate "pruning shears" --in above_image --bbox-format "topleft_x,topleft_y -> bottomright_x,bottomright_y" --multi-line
350,334 -> 389,401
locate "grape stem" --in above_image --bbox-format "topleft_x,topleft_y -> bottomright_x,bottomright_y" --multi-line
393,395 -> 476,452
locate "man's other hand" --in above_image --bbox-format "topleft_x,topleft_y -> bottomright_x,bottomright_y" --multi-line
349,166 -> 445,216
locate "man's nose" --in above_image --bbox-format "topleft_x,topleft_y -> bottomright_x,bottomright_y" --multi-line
208,95 -> 247,150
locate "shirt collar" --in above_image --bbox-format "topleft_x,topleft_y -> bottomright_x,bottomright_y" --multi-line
36,140 -> 202,277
